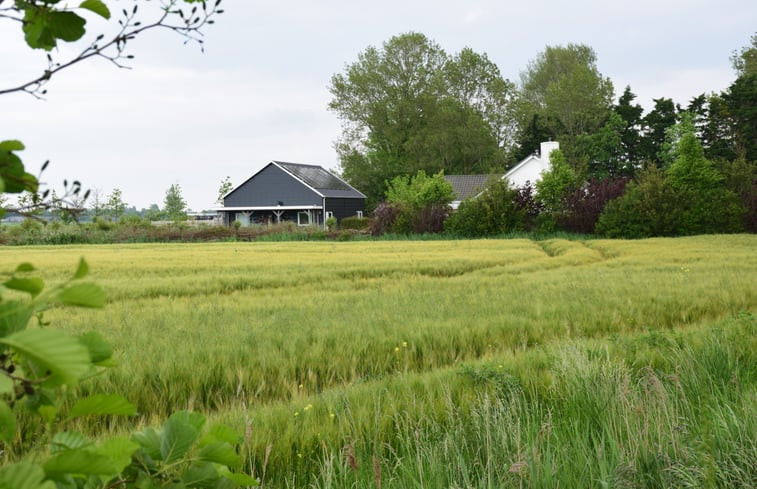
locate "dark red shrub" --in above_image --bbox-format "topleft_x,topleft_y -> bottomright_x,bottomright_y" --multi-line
369,202 -> 401,235
558,178 -> 629,233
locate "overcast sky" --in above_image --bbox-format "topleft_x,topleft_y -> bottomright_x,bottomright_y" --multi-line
2,1 -> 755,211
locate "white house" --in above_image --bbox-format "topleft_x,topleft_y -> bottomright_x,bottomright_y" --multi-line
503,141 -> 560,189
445,141 -> 559,209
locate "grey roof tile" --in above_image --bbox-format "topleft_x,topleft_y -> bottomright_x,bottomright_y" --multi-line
444,175 -> 491,201
275,161 -> 365,199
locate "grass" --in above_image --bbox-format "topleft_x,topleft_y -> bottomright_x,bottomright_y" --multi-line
1,235 -> 755,486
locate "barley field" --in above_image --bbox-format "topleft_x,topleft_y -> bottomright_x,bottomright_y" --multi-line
3,235 -> 756,487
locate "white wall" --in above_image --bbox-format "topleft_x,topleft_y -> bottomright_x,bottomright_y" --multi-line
505,141 -> 560,188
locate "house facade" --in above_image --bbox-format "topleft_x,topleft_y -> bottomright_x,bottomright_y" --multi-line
445,141 -> 559,208
218,161 -> 366,227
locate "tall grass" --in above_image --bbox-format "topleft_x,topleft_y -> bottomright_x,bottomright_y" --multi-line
1,235 -> 755,485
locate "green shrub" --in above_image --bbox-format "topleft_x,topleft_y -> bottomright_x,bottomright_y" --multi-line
445,178 -> 529,237
94,216 -> 112,231
340,215 -> 370,230
596,166 -> 679,238
325,216 -> 337,231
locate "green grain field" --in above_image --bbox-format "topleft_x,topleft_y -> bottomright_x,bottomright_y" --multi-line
3,236 -> 756,487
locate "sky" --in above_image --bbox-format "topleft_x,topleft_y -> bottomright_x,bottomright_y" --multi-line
2,0 -> 756,211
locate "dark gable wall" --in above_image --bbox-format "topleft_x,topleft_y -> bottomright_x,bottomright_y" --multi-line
224,164 -> 322,207
326,198 -> 364,221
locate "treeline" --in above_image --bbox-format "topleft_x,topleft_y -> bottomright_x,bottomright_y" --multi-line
331,32 -> 757,238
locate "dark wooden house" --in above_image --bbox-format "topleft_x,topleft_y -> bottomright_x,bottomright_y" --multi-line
218,161 -> 365,227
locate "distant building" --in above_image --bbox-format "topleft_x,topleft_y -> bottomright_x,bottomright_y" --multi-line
216,161 -> 366,228
445,141 -> 559,209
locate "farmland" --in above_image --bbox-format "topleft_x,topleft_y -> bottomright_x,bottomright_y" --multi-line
3,235 -> 756,487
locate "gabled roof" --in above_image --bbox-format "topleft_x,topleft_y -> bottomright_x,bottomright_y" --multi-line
273,161 -> 365,199
222,161 -> 366,201
444,175 -> 490,201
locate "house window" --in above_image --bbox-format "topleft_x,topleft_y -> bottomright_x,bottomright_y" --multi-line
326,211 -> 334,219
297,211 -> 311,226
356,210 -> 363,219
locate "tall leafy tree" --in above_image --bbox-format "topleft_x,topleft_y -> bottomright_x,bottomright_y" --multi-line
731,32 -> 757,77
666,129 -> 743,234
639,97 -> 678,165
723,73 -> 757,162
515,43 -> 614,156
329,33 -> 514,204
701,93 -> 739,162
164,183 -> 187,221
217,176 -> 233,203
612,86 -> 645,169
574,112 -> 631,179
105,187 -> 126,221
443,48 -> 517,150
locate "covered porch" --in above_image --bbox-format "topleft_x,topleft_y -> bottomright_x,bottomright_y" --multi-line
218,205 -> 326,227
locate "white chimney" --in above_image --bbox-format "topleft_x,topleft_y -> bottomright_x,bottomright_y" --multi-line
540,141 -> 560,165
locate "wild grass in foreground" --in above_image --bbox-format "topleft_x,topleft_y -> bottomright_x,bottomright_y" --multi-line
233,313 -> 755,488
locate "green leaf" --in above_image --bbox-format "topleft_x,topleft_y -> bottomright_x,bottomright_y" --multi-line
96,437 -> 139,474
57,283 -> 105,308
0,300 -> 33,337
201,424 -> 242,445
43,448 -> 118,479
0,400 -> 16,443
51,431 -> 92,453
77,331 -> 113,365
170,410 -> 207,432
3,277 -> 44,298
73,257 -> 88,279
37,405 -> 57,424
0,140 -> 24,152
22,8 -> 57,50
48,11 -> 87,42
69,394 -> 136,418
182,462 -> 219,487
198,442 -> 241,468
160,412 -> 202,463
0,329 -> 90,384
218,467 -> 259,486
0,144 -> 38,193
0,462 -> 56,489
0,375 -> 13,395
14,263 -> 35,273
79,0 -> 110,19
132,427 -> 162,460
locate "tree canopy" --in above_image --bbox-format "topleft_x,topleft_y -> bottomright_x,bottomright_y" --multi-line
329,32 -> 515,205
516,44 -> 614,151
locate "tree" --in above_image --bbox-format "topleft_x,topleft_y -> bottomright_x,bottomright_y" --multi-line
666,128 -> 743,234
442,47 -> 517,150
217,176 -> 233,203
516,44 -> 614,150
731,32 -> 757,77
164,183 -> 188,221
105,187 -> 126,221
723,73 -> 757,162
535,148 -> 578,213
639,97 -> 678,165
613,86 -> 645,169
329,32 -> 514,204
574,112 -> 632,179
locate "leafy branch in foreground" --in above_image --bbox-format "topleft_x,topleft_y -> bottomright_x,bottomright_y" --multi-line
0,0 -> 224,99
0,259 -> 256,488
